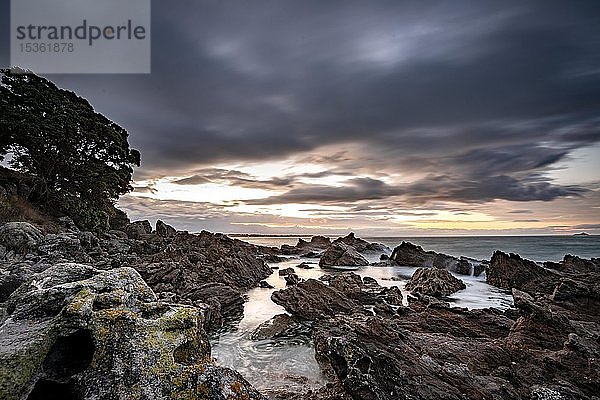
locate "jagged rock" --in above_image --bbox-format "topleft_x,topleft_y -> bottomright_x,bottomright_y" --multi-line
280,236 -> 331,255
125,220 -> 152,238
380,253 -> 389,261
156,219 -> 176,237
455,258 -> 472,275
332,232 -> 390,254
487,251 -> 560,294
362,276 -> 378,285
271,279 -> 361,321
0,222 -> 44,252
405,267 -> 466,297
285,273 -> 300,286
390,241 -> 470,274
250,314 -> 310,340
279,267 -> 295,276
187,283 -> 245,330
0,263 -> 264,400
259,280 -> 274,288
544,254 -> 600,274
295,262 -> 314,269
319,242 -> 369,267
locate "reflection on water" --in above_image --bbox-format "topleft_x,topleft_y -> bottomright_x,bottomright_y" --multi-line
211,256 -> 514,393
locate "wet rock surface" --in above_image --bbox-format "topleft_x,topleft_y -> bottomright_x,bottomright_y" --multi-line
405,267 -> 466,297
272,253 -> 600,400
319,242 -> 369,267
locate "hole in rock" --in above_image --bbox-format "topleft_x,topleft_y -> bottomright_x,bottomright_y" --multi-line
27,379 -> 78,400
43,329 -> 95,379
329,352 -> 349,379
355,356 -> 372,374
173,340 -> 199,365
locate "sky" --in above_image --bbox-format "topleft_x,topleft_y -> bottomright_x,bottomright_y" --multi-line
1,0 -> 600,235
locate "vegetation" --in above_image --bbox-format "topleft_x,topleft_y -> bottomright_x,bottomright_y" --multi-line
0,68 -> 140,230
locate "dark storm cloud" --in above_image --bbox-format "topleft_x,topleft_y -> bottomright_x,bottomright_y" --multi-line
173,168 -> 293,189
246,173 -> 585,205
1,0 -> 599,206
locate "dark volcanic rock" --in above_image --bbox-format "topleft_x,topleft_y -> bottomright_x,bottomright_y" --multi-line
405,267 -> 466,297
487,251 -> 560,294
280,236 -> 331,255
319,242 -> 369,267
250,314 -> 310,340
390,241 -> 470,274
125,220 -> 152,238
271,279 -> 361,321
187,282 -> 245,330
279,267 -> 295,276
309,253 -> 600,400
155,219 -> 176,237
295,262 -> 314,269
285,273 -> 300,286
332,232 -> 390,254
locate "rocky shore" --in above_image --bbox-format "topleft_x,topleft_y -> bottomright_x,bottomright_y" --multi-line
1,220 -> 599,399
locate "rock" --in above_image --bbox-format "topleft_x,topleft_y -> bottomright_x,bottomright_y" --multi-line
332,232 -> 390,254
259,280 -> 274,288
156,219 -> 176,237
280,236 -> 331,255
455,258 -> 472,275
473,262 -> 486,277
187,283 -> 245,331
300,251 -> 321,258
279,267 -> 296,276
0,273 -> 23,302
285,273 -> 300,286
125,220 -> 152,238
319,242 -> 369,267
271,279 -> 362,321
0,263 -> 264,400
405,267 -> 466,297
380,253 -> 389,261
328,272 -> 364,295
390,241 -> 468,273
0,222 -> 43,252
250,314 -> 310,340
295,262 -> 314,269
362,276 -> 378,285
487,251 -> 560,294
137,230 -> 273,296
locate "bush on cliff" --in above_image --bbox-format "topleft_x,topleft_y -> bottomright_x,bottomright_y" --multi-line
0,68 -> 140,231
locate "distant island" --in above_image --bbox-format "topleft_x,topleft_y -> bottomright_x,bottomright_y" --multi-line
574,232 -> 590,236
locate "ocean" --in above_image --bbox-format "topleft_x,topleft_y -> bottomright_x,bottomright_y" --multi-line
237,235 -> 600,262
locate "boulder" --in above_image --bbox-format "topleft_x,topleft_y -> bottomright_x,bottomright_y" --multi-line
332,233 -> 390,254
258,280 -> 274,288
125,220 -> 152,238
295,262 -> 314,269
487,251 -> 560,294
156,219 -> 176,237
279,267 -> 296,276
405,267 -> 466,297
285,273 -> 300,286
250,314 -> 310,340
390,241 -> 468,273
0,222 -> 43,251
0,263 -> 263,400
319,242 -> 369,267
271,279 -> 361,321
280,236 -> 331,255
187,283 -> 245,330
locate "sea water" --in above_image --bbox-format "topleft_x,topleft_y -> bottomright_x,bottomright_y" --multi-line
211,235 -> 599,393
